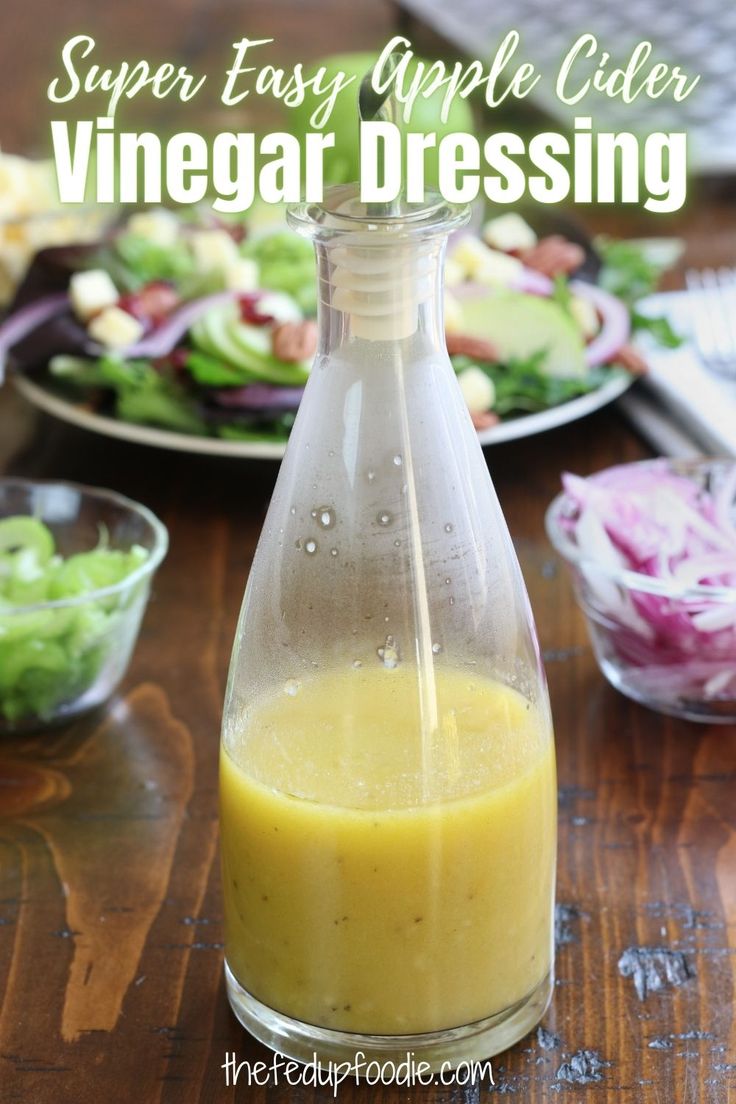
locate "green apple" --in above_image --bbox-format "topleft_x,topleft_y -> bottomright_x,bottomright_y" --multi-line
288,52 -> 475,186
460,292 -> 587,379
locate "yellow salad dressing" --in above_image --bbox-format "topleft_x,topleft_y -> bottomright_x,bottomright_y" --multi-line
220,666 -> 556,1036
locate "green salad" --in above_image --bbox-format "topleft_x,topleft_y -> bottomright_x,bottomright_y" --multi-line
1,206 -> 681,444
0,516 -> 147,724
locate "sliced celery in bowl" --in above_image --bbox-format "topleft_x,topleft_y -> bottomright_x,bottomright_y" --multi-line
0,479 -> 168,733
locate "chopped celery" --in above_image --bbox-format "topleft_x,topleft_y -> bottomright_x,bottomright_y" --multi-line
0,517 -> 149,725
0,517 -> 55,563
49,546 -> 148,599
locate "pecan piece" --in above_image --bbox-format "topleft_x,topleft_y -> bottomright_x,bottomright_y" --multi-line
616,343 -> 648,375
271,320 -> 318,362
471,410 -> 500,431
519,235 -> 585,278
445,332 -> 499,362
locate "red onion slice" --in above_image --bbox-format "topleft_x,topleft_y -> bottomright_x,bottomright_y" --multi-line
569,280 -> 631,367
86,290 -> 242,360
450,266 -> 553,300
213,384 -> 305,410
513,268 -> 554,296
0,292 -> 70,382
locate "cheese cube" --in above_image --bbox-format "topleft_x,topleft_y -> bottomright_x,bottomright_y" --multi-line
482,213 -> 537,252
473,249 -> 523,287
451,235 -> 489,278
444,257 -> 465,288
188,229 -> 240,273
444,290 -> 464,334
570,295 -> 600,339
88,306 -> 144,349
126,208 -> 180,247
458,366 -> 496,413
451,236 -> 522,286
223,258 -> 260,292
69,269 -> 119,322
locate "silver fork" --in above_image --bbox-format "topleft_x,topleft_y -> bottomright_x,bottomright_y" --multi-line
685,267 -> 736,377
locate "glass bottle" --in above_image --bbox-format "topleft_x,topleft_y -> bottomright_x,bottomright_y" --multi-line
219,186 -> 557,1071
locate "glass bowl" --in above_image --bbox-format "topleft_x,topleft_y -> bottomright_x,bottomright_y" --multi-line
0,479 -> 168,734
546,458 -> 736,724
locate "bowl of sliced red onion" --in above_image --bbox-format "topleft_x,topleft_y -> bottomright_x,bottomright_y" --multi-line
546,458 -> 736,723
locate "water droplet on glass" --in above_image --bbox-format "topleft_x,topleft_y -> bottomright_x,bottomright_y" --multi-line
305,539 -> 318,555
352,660 -> 362,669
393,539 -> 401,547
367,470 -> 376,483
393,454 -> 403,467
384,615 -> 389,622
432,643 -> 442,654
330,548 -> 338,557
377,511 -> 392,527
328,449 -> 335,457
377,635 -> 400,669
449,596 -> 455,606
295,539 -> 303,551
445,577 -> 451,585
401,484 -> 408,495
317,507 -> 335,529
310,509 -> 317,519
284,679 -> 301,696
290,506 -> 296,516
445,523 -> 454,533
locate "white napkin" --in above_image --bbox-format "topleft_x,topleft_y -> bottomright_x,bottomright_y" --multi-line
625,291 -> 736,458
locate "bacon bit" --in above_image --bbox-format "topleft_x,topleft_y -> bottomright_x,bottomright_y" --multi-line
446,333 -> 499,362
471,410 -> 500,430
272,320 -> 318,362
616,343 -> 649,375
239,294 -> 275,326
224,223 -> 246,244
118,281 -> 180,325
519,235 -> 585,278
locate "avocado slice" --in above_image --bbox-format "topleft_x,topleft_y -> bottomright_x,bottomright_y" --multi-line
227,320 -> 310,386
190,315 -> 226,362
197,306 -> 260,375
190,304 -> 310,387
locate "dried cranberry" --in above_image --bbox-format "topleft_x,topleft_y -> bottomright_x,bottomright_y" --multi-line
118,281 -> 180,325
239,294 -> 274,326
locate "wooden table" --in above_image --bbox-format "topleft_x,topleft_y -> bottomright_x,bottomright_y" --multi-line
1,381 -> 735,1103
1,1 -> 735,1099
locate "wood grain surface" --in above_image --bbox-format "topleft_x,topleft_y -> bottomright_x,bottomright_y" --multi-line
0,0 -> 735,1099
0,394 -> 734,1104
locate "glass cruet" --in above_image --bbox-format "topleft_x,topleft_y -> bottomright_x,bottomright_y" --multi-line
219,185 -> 557,1071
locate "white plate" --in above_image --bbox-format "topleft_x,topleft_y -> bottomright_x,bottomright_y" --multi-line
13,369 -> 632,460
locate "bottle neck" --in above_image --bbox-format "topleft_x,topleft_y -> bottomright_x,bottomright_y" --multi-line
313,237 -> 447,359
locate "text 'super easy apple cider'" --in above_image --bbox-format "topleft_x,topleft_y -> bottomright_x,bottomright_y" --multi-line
220,186 -> 557,1070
